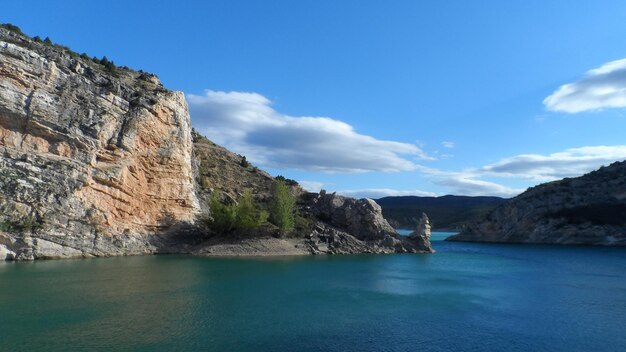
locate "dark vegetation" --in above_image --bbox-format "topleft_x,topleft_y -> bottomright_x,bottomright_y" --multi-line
274,175 -> 298,186
377,195 -> 506,229
0,217 -> 42,232
239,155 -> 250,168
546,203 -> 626,226
1,23 -> 132,76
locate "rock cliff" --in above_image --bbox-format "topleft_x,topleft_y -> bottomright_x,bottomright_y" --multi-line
0,26 -> 433,260
447,161 -> 626,246
0,27 -> 199,259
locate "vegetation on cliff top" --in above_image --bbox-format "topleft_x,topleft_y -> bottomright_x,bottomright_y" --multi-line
1,22 -> 140,76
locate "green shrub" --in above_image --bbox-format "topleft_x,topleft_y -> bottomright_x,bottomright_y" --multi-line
100,56 -> 117,73
1,23 -> 23,35
207,191 -> 237,233
0,217 -> 42,232
240,155 -> 250,167
236,189 -> 268,229
206,190 -> 267,234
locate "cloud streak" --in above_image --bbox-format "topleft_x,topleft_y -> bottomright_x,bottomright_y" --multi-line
442,141 -> 455,148
187,90 -> 429,172
337,188 -> 437,199
435,178 -> 523,198
478,145 -> 626,181
544,58 -> 626,113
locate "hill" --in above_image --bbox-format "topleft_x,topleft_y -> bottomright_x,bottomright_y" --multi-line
376,195 -> 506,230
447,161 -> 626,245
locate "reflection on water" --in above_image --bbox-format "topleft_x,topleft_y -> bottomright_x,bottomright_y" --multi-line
1,233 -> 626,351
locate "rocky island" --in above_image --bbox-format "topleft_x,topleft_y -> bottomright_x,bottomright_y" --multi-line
0,25 -> 432,260
447,161 -> 626,246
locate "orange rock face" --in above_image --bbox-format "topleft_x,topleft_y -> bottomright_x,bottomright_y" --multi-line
0,28 -> 199,245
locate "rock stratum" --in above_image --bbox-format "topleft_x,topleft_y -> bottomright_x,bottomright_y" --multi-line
0,26 -> 432,260
447,161 -> 626,246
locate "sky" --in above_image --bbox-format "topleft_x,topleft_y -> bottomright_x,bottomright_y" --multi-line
4,0 -> 626,198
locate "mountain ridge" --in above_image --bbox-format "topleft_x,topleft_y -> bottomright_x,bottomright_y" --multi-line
376,195 -> 506,230
447,161 -> 626,245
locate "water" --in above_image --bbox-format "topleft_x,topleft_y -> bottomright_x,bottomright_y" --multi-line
1,232 -> 625,351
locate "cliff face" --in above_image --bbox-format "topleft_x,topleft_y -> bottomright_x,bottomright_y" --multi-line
447,161 -> 626,246
0,28 -> 199,259
0,27 -> 432,260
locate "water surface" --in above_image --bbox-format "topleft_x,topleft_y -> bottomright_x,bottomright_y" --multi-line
1,232 -> 625,351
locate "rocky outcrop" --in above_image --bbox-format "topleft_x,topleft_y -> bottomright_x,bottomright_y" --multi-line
0,27 -> 199,259
447,161 -> 626,246
304,191 -> 433,253
408,212 -> 431,243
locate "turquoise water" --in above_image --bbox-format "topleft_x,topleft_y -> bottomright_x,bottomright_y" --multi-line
1,232 -> 625,351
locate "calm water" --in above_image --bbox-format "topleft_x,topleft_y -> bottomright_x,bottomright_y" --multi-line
1,232 -> 625,351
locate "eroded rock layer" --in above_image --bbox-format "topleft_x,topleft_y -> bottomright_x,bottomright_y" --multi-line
0,28 -> 199,259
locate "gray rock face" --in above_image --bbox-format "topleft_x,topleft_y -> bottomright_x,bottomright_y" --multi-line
447,161 -> 626,246
0,28 -> 199,260
306,191 -> 433,253
409,212 -> 431,243
308,190 -> 396,240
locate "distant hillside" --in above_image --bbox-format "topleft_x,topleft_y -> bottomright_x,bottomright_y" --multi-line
376,195 -> 506,230
447,161 -> 626,245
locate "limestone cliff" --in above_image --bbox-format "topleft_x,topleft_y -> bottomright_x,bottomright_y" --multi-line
447,161 -> 626,246
0,27 -> 199,259
0,26 -> 432,260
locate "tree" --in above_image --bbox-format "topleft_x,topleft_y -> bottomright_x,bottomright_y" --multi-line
43,37 -> 52,45
1,23 -> 23,35
270,180 -> 296,233
240,155 -> 250,167
274,175 -> 298,186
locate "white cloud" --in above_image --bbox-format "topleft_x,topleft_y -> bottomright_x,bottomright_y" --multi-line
436,178 -> 522,198
416,145 -> 626,197
187,90 -> 430,172
298,180 -> 324,192
478,145 -> 626,181
337,188 -> 437,199
442,141 -> 455,148
544,58 -> 626,113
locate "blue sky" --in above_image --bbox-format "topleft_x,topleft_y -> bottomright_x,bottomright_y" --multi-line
5,0 -> 626,198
